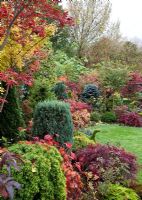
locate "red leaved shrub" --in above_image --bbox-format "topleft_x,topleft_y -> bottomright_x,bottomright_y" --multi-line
76,144 -> 138,186
66,99 -> 92,129
118,112 -> 142,127
121,72 -> 142,97
31,135 -> 83,200
114,105 -> 128,118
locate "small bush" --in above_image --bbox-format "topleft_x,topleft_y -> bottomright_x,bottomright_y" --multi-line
119,112 -> 142,127
29,79 -> 56,108
66,99 -> 91,129
73,132 -> 95,151
32,100 -> 73,144
8,143 -> 66,200
53,82 -> 68,100
101,111 -> 117,123
76,144 -> 138,185
114,105 -> 128,118
101,184 -> 140,200
90,112 -> 101,122
81,84 -> 100,102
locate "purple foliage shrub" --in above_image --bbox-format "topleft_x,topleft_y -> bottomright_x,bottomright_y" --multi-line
76,144 -> 138,185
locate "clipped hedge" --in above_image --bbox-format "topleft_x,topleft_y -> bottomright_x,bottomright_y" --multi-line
8,143 -> 66,200
32,100 -> 73,144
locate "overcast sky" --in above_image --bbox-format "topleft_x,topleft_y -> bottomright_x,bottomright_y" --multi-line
110,0 -> 142,40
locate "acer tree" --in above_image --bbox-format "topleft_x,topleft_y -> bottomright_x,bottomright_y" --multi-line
0,0 -> 72,112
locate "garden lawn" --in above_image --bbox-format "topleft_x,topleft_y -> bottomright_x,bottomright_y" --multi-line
90,124 -> 142,183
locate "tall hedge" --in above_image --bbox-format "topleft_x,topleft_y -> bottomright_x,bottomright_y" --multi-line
8,143 -> 66,200
0,86 -> 25,141
32,101 -> 73,144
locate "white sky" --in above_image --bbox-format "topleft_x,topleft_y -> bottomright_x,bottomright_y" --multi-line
62,0 -> 142,40
110,0 -> 142,39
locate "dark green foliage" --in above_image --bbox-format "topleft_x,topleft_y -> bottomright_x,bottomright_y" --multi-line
7,143 -> 66,200
53,82 -> 68,100
29,79 -> 56,109
0,86 -> 25,141
32,101 -> 73,144
81,84 -> 100,102
90,112 -> 101,122
101,111 -> 117,123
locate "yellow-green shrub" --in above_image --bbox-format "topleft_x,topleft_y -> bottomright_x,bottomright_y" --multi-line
8,143 -> 66,200
73,132 -> 95,151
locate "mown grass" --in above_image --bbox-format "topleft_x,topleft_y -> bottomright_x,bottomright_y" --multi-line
89,124 -> 142,183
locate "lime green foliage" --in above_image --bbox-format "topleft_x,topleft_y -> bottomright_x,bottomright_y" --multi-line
92,124 -> 142,182
0,86 -> 25,141
73,131 -> 95,151
8,143 -> 66,200
32,100 -> 73,144
53,51 -> 88,82
101,111 -> 117,123
103,184 -> 140,200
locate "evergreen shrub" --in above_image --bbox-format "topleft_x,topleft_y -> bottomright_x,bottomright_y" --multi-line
81,84 -> 100,101
32,100 -> 73,144
53,82 -> 68,100
0,86 -> 25,141
8,143 -> 66,200
101,111 -> 117,123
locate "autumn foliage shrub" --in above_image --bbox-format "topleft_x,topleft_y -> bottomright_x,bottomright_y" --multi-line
114,105 -> 128,118
78,71 -> 99,89
118,112 -> 142,127
66,99 -> 92,129
76,144 -> 138,185
121,72 -> 142,97
32,100 -> 73,144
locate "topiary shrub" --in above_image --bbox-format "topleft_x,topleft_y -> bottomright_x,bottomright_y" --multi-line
0,86 -> 25,141
101,111 -> 117,123
90,112 -> 101,122
53,82 -> 68,100
81,84 -> 100,102
101,184 -> 140,200
8,143 -> 66,200
32,100 -> 73,144
73,132 -> 95,151
76,144 -> 138,185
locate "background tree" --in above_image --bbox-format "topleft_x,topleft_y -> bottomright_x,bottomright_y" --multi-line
67,0 -> 111,57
